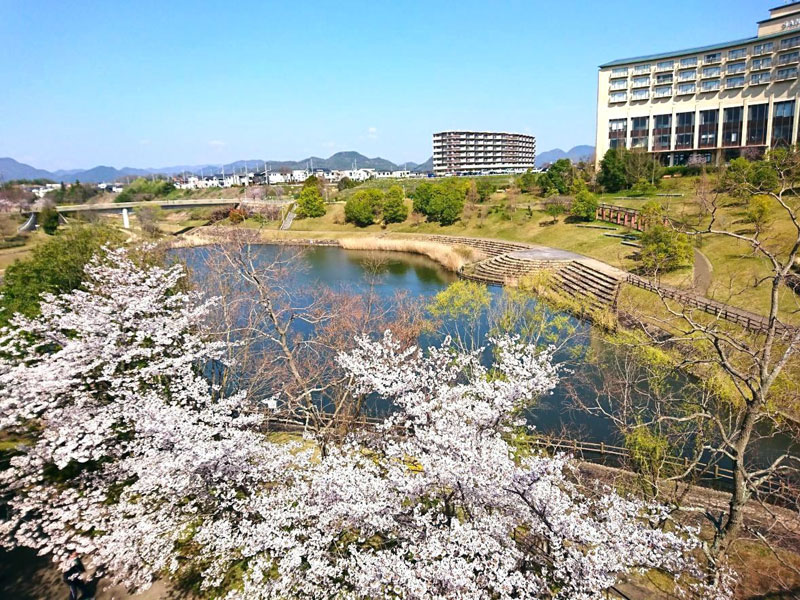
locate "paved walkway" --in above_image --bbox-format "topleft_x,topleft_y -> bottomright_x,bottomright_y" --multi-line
693,248 -> 713,295
509,247 -> 582,261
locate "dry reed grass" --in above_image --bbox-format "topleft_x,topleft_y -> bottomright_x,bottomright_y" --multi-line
338,237 -> 478,272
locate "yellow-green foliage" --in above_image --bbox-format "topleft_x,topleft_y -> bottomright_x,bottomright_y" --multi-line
428,279 -> 491,322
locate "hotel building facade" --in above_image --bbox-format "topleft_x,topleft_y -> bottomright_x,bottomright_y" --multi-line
432,131 -> 536,176
596,2 -> 800,167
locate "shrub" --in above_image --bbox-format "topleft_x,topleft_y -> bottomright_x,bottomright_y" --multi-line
39,207 -> 60,235
114,178 -> 175,203
296,186 -> 326,218
630,178 -> 658,197
638,224 -> 693,274
344,189 -> 384,226
476,179 -> 496,202
0,225 -> 123,324
382,186 -> 408,224
570,189 -> 598,221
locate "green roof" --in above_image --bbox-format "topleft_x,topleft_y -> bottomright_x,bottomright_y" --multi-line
599,29 -> 789,69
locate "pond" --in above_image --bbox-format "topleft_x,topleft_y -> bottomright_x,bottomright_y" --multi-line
177,243 -> 622,446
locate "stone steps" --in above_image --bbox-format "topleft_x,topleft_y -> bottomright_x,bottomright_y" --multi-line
420,235 -> 530,257
555,261 -> 621,311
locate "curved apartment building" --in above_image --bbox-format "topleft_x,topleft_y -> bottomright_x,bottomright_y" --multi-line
596,2 -> 800,167
432,131 -> 536,176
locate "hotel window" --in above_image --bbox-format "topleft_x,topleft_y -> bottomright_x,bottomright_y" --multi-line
612,66 -> 629,76
747,104 -> 769,146
727,61 -> 746,74
656,73 -> 673,84
675,112 -> 695,149
653,115 -> 672,150
654,86 -> 672,98
754,42 -> 774,55
677,82 -> 696,95
701,79 -> 721,92
772,100 -> 795,146
632,89 -> 650,100
778,50 -> 800,65
752,57 -> 772,70
728,48 -> 747,60
777,66 -> 799,80
704,52 -> 722,64
632,76 -> 650,87
609,91 -> 627,103
699,109 -> 719,147
702,66 -> 721,78
750,72 -> 771,85
631,117 -> 649,149
656,60 -> 674,72
781,35 -> 800,50
610,78 -> 627,90
725,76 -> 745,89
633,64 -> 651,74
678,69 -> 697,81
722,107 -> 743,147
608,118 -> 627,149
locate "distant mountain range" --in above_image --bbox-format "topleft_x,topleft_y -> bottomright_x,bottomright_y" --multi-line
536,145 -> 595,167
0,146 -> 592,183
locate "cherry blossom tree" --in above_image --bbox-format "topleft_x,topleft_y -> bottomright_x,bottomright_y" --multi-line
0,247 -> 727,598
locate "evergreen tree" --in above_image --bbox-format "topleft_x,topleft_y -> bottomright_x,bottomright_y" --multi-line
296,186 -> 326,218
382,185 -> 408,224
597,149 -> 628,193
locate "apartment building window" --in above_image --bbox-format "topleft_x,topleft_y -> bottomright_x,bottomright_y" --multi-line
632,89 -> 650,101
699,109 -> 719,147
752,57 -> 772,70
727,61 -> 746,74
675,112 -> 695,149
612,67 -> 629,76
728,48 -> 747,60
609,91 -> 627,103
725,76 -> 745,89
631,117 -> 649,149
701,79 -> 721,92
704,52 -> 722,64
656,60 -> 674,71
753,42 -> 774,55
778,51 -> 800,65
653,115 -> 672,150
679,57 -> 698,68
777,66 -> 799,80
608,118 -> 627,149
656,73 -> 673,85
654,86 -> 672,98
781,35 -> 800,50
678,69 -> 697,81
677,83 -> 696,95
632,76 -> 650,87
633,64 -> 651,74
702,66 -> 721,78
722,107 -> 743,147
772,100 -> 796,146
751,72 -> 771,85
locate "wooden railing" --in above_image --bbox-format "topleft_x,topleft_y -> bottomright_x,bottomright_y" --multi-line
626,274 -> 797,335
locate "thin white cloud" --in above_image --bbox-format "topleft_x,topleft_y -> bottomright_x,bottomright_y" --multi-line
208,140 -> 227,148
139,139 -> 151,146
367,126 -> 378,139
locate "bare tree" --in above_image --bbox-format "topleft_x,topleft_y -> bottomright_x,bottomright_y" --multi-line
196,233 -> 424,451
612,147 -> 800,578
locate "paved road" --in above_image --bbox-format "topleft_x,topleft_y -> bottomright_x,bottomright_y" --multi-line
693,248 -> 713,295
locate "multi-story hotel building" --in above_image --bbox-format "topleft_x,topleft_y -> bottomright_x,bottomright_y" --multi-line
596,2 -> 800,167
432,131 -> 536,176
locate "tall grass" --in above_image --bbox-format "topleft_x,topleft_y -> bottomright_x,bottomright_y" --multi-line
338,237 -> 478,272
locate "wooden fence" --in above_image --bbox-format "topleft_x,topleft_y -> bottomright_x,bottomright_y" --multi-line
626,274 -> 797,335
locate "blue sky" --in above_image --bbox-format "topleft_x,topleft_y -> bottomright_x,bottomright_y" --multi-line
0,0 -> 770,170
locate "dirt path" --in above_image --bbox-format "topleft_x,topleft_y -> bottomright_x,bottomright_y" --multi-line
693,247 -> 713,295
